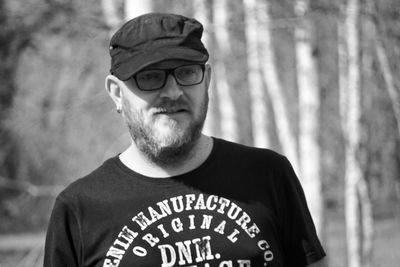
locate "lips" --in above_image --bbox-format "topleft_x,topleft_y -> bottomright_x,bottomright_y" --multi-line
153,103 -> 189,114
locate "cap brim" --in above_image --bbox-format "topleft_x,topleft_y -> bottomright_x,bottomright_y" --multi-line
113,47 -> 208,81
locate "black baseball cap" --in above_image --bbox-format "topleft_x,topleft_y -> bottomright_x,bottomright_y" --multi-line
109,13 -> 209,81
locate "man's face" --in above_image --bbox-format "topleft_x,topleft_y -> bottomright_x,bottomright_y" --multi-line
119,60 -> 210,166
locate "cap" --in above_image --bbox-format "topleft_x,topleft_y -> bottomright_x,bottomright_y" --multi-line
109,13 -> 209,81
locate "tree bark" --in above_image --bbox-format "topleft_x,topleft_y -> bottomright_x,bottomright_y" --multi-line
124,0 -> 153,21
193,0 -> 222,138
341,0 -> 363,266
372,24 -> 400,137
257,0 -> 300,174
294,0 -> 323,235
243,0 -> 270,148
101,0 -> 121,33
212,0 -> 239,142
225,0 -> 253,146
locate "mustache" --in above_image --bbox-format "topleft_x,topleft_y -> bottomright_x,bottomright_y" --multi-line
152,98 -> 190,113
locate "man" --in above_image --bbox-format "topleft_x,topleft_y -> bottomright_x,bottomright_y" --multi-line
44,13 -> 327,267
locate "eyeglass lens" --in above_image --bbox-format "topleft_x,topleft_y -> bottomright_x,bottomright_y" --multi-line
135,64 -> 204,91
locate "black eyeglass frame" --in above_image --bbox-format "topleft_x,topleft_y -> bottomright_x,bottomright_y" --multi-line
132,64 -> 206,91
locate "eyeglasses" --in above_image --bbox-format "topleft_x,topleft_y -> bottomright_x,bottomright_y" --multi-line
132,64 -> 205,91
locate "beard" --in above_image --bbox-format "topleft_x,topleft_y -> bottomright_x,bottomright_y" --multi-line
122,94 -> 208,167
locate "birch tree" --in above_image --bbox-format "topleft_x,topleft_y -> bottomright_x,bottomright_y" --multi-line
370,1 -> 400,137
294,0 -> 323,235
102,0 -> 122,33
243,0 -> 270,148
226,0 -> 253,145
212,0 -> 239,142
193,0 -> 222,138
257,0 -> 300,173
125,0 -> 152,21
340,0 -> 369,266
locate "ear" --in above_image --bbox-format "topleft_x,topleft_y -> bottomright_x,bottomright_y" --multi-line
204,63 -> 212,91
105,74 -> 123,108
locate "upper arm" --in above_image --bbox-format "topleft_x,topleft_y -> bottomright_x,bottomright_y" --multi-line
44,196 -> 81,267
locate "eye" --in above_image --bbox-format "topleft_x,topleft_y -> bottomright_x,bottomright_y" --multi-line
176,65 -> 198,78
136,70 -> 164,82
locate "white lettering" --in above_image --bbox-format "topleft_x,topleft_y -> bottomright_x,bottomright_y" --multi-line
148,206 -> 163,223
227,202 -> 242,220
158,244 -> 176,267
157,224 -> 170,238
235,212 -> 251,230
157,200 -> 173,216
227,229 -> 240,243
217,198 -> 230,214
188,214 -> 196,230
206,195 -> 218,210
113,239 -> 129,250
132,212 -> 151,230
192,236 -> 214,262
245,223 -> 260,238
214,220 -> 226,235
219,261 -> 233,267
200,215 -> 213,229
194,194 -> 206,210
132,246 -> 147,257
171,217 -> 184,232
142,233 -> 160,247
176,240 -> 193,265
106,246 -> 125,260
103,258 -> 120,267
185,194 -> 196,210
237,259 -> 251,267
118,226 -> 138,243
170,196 -> 184,213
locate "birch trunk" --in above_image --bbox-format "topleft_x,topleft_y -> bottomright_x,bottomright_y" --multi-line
257,0 -> 300,174
102,0 -> 122,33
342,0 -> 363,266
373,27 -> 400,136
193,0 -> 222,138
294,0 -> 323,235
226,1 -> 253,145
125,0 -> 152,21
243,0 -> 270,148
359,2 -> 376,265
213,0 -> 239,142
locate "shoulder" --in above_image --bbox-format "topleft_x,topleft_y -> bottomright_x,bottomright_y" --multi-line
213,137 -> 287,166
57,156 -> 120,204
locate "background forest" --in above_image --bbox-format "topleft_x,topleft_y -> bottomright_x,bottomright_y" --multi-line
0,0 -> 399,266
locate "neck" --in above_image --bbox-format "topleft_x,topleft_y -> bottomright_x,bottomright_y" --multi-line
119,134 -> 213,178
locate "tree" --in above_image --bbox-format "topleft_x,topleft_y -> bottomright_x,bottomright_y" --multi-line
257,0 -> 300,174
294,0 -> 323,234
212,0 -> 239,142
243,0 -> 270,148
193,0 -> 223,138
340,0 -> 373,266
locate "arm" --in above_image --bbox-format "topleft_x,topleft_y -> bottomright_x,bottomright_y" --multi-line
277,156 -> 327,266
44,196 -> 82,267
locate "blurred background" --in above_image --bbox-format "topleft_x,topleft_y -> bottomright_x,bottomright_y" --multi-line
0,0 -> 399,266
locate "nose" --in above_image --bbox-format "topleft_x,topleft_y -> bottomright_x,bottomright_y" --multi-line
159,74 -> 184,100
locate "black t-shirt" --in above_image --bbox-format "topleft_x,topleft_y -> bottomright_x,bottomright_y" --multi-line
44,138 -> 326,267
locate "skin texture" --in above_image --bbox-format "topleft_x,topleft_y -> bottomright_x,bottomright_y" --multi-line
105,60 -> 213,176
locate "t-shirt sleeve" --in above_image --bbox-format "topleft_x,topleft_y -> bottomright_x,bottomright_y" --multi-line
44,195 -> 82,267
277,156 -> 326,266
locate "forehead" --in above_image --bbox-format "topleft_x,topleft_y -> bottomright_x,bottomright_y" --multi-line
142,60 -> 198,70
